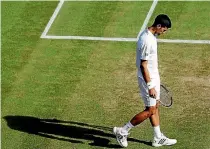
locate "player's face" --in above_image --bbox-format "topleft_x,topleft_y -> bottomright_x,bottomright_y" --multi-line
156,25 -> 168,36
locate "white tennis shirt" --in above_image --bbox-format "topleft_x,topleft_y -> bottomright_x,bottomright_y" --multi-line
136,29 -> 159,80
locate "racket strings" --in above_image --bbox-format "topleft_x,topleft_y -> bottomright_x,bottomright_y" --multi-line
160,85 -> 172,107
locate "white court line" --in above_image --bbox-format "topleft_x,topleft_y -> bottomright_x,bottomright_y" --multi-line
158,39 -> 210,44
44,35 -> 210,44
41,0 -> 157,41
40,1 -> 210,44
137,0 -> 158,39
40,0 -> 64,38
44,35 -> 137,42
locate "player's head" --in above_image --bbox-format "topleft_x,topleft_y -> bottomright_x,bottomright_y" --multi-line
152,14 -> 171,35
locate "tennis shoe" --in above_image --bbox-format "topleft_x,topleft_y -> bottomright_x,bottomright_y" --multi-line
152,133 -> 177,147
113,127 -> 129,147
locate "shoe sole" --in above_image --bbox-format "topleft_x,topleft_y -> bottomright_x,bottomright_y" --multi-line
152,141 -> 177,147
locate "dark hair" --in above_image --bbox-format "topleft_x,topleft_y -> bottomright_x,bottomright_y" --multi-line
152,14 -> 172,28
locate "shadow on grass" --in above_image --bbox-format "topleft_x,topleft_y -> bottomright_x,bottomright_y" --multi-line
4,115 -> 152,148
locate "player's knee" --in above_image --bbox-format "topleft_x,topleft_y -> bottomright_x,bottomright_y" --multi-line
146,106 -> 157,115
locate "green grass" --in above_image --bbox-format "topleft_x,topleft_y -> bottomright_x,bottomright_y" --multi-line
149,1 -> 210,40
48,1 -> 152,37
2,1 -> 210,149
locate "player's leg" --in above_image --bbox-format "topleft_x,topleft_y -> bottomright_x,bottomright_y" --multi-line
151,80 -> 177,147
113,105 -> 156,148
130,106 -> 156,126
129,77 -> 158,126
113,77 -> 156,147
150,106 -> 177,147
115,77 -> 156,130
149,102 -> 161,138
149,78 -> 162,138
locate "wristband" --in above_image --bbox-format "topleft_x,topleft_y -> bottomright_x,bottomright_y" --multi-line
147,81 -> 155,89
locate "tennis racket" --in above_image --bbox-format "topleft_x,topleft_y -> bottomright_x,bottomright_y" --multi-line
159,84 -> 173,107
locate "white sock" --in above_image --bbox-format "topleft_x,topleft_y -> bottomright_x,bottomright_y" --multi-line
153,125 -> 162,138
122,121 -> 134,132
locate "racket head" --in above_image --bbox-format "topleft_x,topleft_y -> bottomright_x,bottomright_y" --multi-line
159,84 -> 173,107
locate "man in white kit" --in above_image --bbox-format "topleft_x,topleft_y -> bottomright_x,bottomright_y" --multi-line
113,14 -> 177,147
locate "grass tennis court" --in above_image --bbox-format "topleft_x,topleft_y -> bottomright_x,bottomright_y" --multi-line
48,1 -> 152,37
2,1 -> 210,149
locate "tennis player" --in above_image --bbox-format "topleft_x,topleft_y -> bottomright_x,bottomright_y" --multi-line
113,14 -> 177,147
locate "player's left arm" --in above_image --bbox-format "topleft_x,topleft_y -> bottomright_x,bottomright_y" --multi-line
140,60 -> 157,98
139,40 -> 157,98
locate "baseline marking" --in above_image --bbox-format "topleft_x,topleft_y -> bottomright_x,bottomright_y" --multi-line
43,35 -> 137,42
44,35 -> 210,44
158,39 -> 210,44
40,0 -> 64,38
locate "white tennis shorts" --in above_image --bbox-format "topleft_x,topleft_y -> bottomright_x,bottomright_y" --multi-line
137,76 -> 160,107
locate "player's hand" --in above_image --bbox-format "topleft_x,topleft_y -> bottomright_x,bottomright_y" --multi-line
149,88 -> 157,99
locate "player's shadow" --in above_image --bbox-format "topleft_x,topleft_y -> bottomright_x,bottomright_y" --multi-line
4,115 -> 152,148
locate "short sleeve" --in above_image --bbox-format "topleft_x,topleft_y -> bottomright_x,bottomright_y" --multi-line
139,41 -> 151,60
